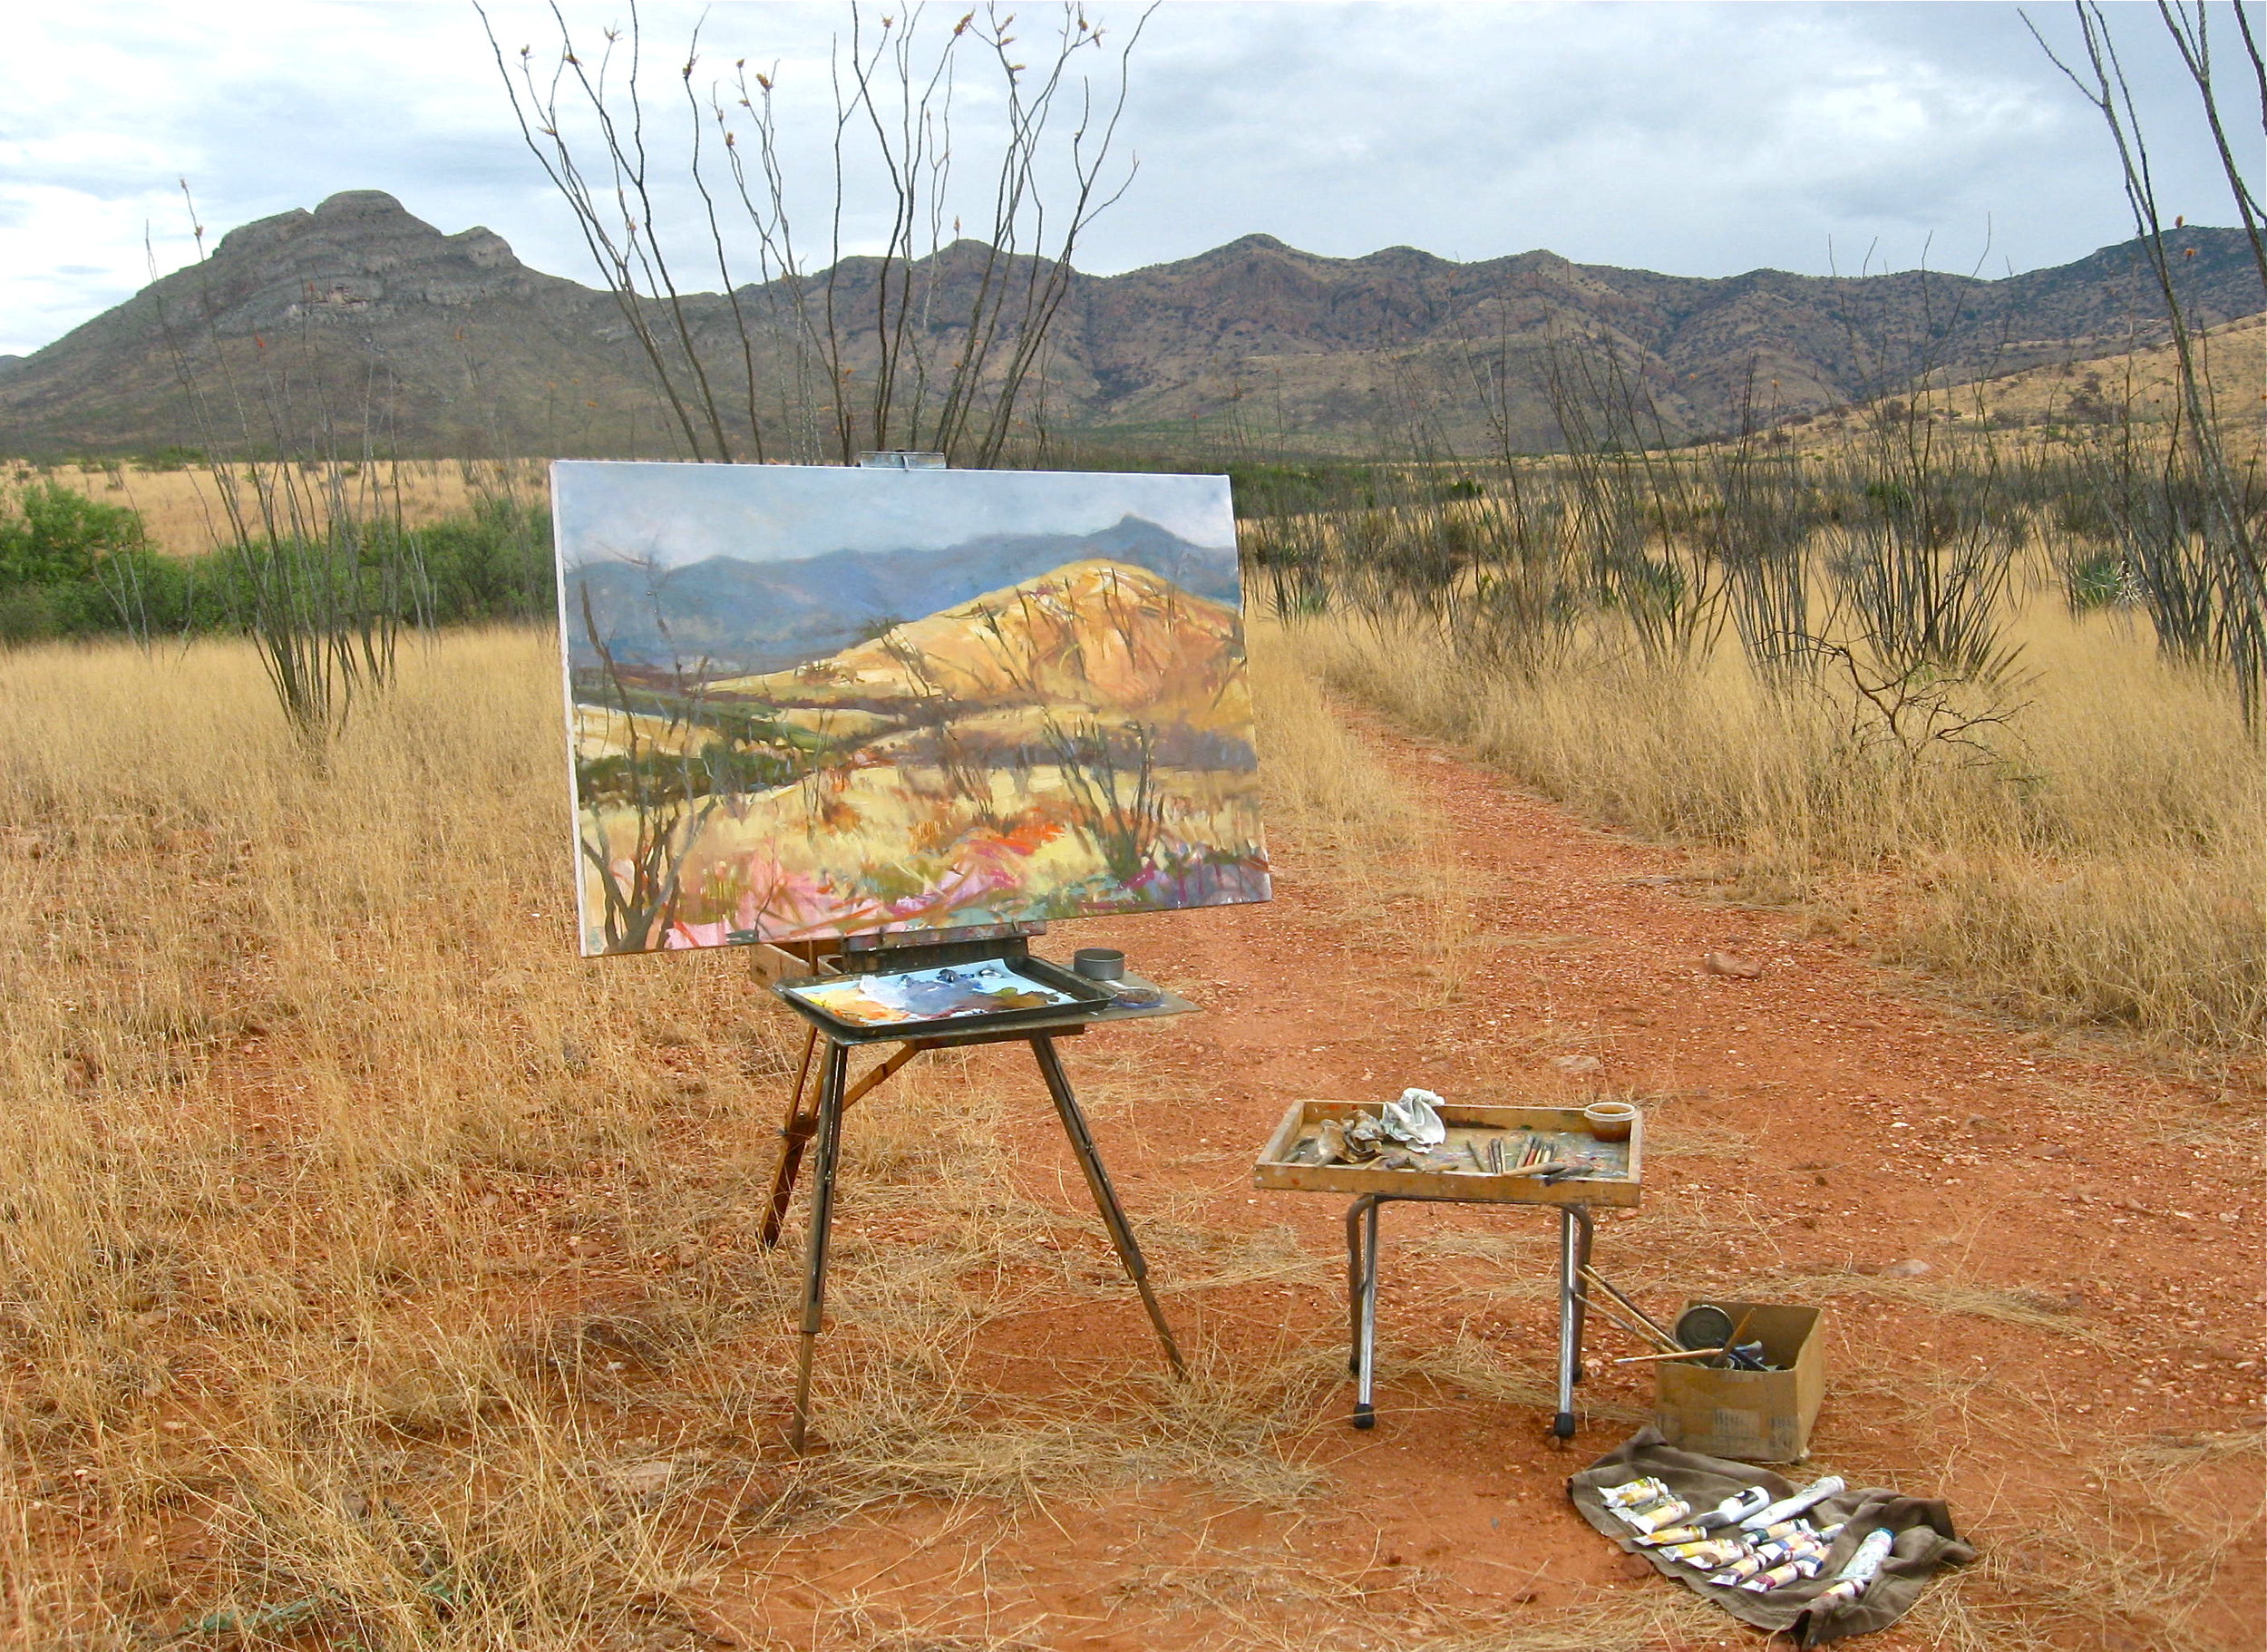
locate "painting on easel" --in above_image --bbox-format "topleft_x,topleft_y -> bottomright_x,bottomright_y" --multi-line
552,462 -> 1270,956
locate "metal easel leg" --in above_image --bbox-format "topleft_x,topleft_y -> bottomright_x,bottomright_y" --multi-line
1552,1202 -> 1595,1440
1029,1033 -> 1186,1376
787,1039 -> 850,1453
1349,1194 -> 1383,1428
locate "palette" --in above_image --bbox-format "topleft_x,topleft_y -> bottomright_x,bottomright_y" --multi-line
777,953 -> 1112,1039
1251,1100 -> 1644,1207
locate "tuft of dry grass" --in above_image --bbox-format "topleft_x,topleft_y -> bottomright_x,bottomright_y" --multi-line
1286,600 -> 2264,1051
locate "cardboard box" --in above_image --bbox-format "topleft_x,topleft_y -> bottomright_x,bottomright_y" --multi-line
1652,1301 -> 1824,1463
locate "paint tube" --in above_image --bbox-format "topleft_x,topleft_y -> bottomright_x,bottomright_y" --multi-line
1754,1517 -> 1843,1544
1695,1486 -> 1775,1531
1741,1552 -> 1826,1592
1736,1475 -> 1845,1531
1656,1537 -> 1746,1569
1631,1524 -> 1707,1548
1598,1477 -> 1672,1510
1622,1499 -> 1695,1534
1810,1527 -> 1898,1610
1705,1532 -> 1827,1585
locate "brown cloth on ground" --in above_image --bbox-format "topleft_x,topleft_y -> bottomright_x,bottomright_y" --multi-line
1568,1427 -> 1974,1647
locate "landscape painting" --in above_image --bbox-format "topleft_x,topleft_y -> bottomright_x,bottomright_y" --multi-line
552,461 -> 1270,956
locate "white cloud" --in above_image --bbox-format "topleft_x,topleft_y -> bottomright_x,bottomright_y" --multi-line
0,1 -> 2252,357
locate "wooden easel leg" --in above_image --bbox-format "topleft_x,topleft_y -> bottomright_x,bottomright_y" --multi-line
1028,1034 -> 1186,1376
759,1026 -> 822,1249
788,1039 -> 851,1453
764,1035 -> 928,1247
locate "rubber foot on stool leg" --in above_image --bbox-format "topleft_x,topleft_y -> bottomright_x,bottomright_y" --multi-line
1351,1404 -> 1376,1430
1552,1411 -> 1576,1440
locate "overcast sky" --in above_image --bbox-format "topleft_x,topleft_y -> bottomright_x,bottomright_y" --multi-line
2,1 -> 2257,358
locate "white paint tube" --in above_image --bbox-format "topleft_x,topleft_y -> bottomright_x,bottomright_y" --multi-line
1631,1524 -> 1708,1547
1696,1486 -> 1775,1531
1623,1499 -> 1696,1534
1755,1517 -> 1844,1545
1599,1477 -> 1673,1510
1741,1552 -> 1826,1591
1736,1476 -> 1845,1531
1810,1527 -> 1898,1610
1656,1536 -> 1746,1569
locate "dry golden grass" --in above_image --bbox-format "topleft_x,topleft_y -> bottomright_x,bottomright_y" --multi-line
1289,598 -> 2265,1051
5,457 -> 548,556
0,623 -> 2252,1648
0,629 -> 1342,1647
1757,313 -> 2266,463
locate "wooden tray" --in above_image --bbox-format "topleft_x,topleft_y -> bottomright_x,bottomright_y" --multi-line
1251,1100 -> 1643,1208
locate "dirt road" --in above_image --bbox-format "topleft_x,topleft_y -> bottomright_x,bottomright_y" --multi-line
720,715 -> 2262,1652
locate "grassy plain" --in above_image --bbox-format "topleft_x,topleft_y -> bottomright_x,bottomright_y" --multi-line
8,458 -> 548,557
0,626 -> 2255,1648
0,626 -> 1436,1646
1289,597 -> 2264,1052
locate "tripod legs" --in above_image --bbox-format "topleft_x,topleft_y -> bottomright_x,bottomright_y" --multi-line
1030,1034 -> 1188,1376
781,1028 -> 1183,1446
788,1039 -> 850,1453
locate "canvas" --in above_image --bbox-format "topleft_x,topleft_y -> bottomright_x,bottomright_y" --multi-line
553,461 -> 1270,956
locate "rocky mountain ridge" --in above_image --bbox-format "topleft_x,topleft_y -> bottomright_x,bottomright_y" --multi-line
2,189 -> 2257,456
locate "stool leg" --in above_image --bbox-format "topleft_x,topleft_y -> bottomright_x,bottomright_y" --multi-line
788,1039 -> 850,1453
1352,1195 -> 1382,1429
1344,1196 -> 1370,1377
1553,1203 -> 1593,1440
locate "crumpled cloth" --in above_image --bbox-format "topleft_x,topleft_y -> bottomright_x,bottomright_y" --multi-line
1567,1427 -> 1974,1646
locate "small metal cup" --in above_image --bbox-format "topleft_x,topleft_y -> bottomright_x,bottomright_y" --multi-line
1073,947 -> 1126,982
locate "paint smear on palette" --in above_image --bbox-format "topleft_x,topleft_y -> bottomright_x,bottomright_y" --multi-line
552,461 -> 1270,955
783,961 -> 1076,1027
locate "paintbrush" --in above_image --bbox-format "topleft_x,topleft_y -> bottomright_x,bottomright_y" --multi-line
1581,1265 -> 1684,1349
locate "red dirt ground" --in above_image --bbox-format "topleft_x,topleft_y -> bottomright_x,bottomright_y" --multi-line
714,717 -> 2263,1651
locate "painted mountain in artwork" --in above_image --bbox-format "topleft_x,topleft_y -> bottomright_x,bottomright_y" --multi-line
566,513 -> 1238,673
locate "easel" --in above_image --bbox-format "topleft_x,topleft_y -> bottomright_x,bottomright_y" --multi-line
756,932 -> 1191,1451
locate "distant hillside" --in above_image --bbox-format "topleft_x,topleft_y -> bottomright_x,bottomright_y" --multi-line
568,512 -> 1238,674
1,189 -> 2258,456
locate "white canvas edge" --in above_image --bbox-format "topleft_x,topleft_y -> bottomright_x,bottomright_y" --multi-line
550,460 -> 604,959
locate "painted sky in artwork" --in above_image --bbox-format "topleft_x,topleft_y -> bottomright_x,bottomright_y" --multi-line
554,462 -> 1239,572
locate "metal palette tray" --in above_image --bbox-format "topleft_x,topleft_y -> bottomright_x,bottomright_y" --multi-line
774,952 -> 1114,1042
1252,1099 -> 1644,1207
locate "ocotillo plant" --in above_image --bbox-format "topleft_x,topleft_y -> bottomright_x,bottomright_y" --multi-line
484,2 -> 1152,469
